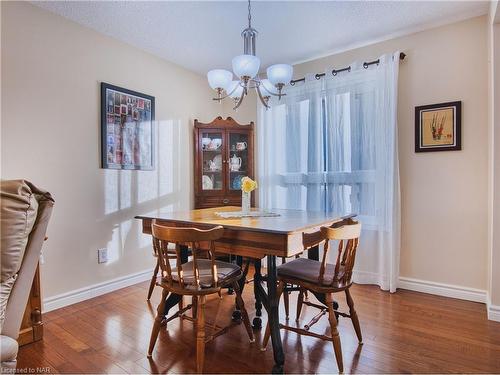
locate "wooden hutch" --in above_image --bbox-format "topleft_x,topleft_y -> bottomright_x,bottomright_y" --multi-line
194,117 -> 255,208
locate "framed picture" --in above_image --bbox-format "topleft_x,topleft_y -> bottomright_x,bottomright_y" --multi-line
415,101 -> 461,152
101,82 -> 155,170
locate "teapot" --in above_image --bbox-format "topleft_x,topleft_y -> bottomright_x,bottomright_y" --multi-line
209,160 -> 219,171
229,154 -> 242,171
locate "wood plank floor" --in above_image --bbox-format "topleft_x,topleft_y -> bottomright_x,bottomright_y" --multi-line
17,269 -> 500,374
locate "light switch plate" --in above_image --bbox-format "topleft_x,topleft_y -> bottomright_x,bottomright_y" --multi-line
98,248 -> 108,264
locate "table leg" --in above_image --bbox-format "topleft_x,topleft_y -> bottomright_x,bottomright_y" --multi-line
231,256 -> 247,321
267,255 -> 285,373
236,256 -> 249,293
227,255 -> 236,295
163,245 -> 188,316
253,258 -> 263,329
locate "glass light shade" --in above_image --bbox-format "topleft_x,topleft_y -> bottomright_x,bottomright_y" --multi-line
228,81 -> 244,98
232,54 -> 260,79
266,64 -> 293,86
207,69 -> 233,90
260,79 -> 278,95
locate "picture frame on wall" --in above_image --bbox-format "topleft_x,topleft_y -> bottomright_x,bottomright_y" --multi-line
415,101 -> 461,152
100,82 -> 155,170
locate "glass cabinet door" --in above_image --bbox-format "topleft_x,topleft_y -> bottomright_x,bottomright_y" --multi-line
227,132 -> 250,191
201,131 -> 223,191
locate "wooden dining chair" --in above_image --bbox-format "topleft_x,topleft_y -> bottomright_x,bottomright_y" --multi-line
147,242 -> 188,318
280,255 -> 305,320
261,218 -> 362,374
147,255 -> 159,300
147,221 -> 254,373
147,242 -> 186,301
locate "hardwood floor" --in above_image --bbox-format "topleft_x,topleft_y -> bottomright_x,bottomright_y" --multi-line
17,268 -> 500,374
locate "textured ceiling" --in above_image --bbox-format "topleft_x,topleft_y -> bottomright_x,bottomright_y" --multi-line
34,1 -> 489,76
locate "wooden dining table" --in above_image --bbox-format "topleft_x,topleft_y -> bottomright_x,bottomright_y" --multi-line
136,206 -> 353,373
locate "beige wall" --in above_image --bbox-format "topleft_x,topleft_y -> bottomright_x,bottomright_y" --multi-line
487,7 -> 494,308
1,2 -> 493,304
489,10 -> 500,309
232,16 -> 490,291
1,2 -> 219,299
292,16 -> 489,290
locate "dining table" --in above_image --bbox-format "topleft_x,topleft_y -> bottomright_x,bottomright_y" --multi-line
136,206 -> 354,373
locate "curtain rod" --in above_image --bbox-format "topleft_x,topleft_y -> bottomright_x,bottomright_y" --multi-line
290,52 -> 406,86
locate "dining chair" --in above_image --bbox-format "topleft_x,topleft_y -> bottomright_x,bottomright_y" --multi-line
147,242 -> 182,300
147,221 -> 255,373
261,218 -> 362,374
147,256 -> 159,300
280,256 -> 303,320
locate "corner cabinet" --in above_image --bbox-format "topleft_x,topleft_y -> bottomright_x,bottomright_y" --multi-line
194,117 -> 255,209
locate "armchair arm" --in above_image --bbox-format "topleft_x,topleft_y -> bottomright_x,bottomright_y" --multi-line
2,182 -> 54,339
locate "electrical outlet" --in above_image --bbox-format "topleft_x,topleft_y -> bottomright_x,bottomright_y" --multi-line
98,248 -> 108,264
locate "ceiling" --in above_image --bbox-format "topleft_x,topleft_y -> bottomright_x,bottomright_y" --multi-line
34,1 -> 489,76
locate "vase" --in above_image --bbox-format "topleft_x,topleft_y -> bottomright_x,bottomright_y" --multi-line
241,191 -> 251,214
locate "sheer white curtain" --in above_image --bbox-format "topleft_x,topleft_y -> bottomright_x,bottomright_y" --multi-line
258,52 -> 400,292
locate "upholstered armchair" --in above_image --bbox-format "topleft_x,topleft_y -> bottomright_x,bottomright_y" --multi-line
0,180 -> 54,372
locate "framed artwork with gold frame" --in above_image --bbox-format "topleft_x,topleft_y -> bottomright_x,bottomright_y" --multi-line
415,101 -> 461,152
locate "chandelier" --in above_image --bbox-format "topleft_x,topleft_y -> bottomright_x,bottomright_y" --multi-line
206,0 -> 293,110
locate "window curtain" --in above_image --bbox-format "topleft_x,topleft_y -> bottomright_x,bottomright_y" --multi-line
257,52 -> 400,292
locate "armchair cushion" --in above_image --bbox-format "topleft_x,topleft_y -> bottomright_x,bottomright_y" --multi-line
0,180 -> 39,332
0,277 -> 16,333
0,335 -> 17,363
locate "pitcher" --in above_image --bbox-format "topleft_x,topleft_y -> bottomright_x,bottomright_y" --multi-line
230,154 -> 242,171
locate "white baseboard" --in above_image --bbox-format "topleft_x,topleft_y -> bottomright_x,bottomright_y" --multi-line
398,276 -> 487,303
487,302 -> 500,322
43,269 -> 151,312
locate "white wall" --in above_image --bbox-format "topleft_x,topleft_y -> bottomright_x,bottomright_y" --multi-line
488,0 -> 500,318
1,2 -> 219,301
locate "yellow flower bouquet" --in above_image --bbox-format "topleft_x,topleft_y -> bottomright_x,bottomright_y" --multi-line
240,177 -> 257,213
241,176 -> 258,193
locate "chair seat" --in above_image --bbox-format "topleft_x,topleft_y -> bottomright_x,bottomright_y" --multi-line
277,258 -> 345,287
170,259 -> 241,288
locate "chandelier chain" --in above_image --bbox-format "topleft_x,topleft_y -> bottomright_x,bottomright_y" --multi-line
207,0 -> 291,110
248,0 -> 251,28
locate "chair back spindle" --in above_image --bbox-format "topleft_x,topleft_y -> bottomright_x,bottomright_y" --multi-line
301,218 -> 361,287
320,221 -> 361,287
